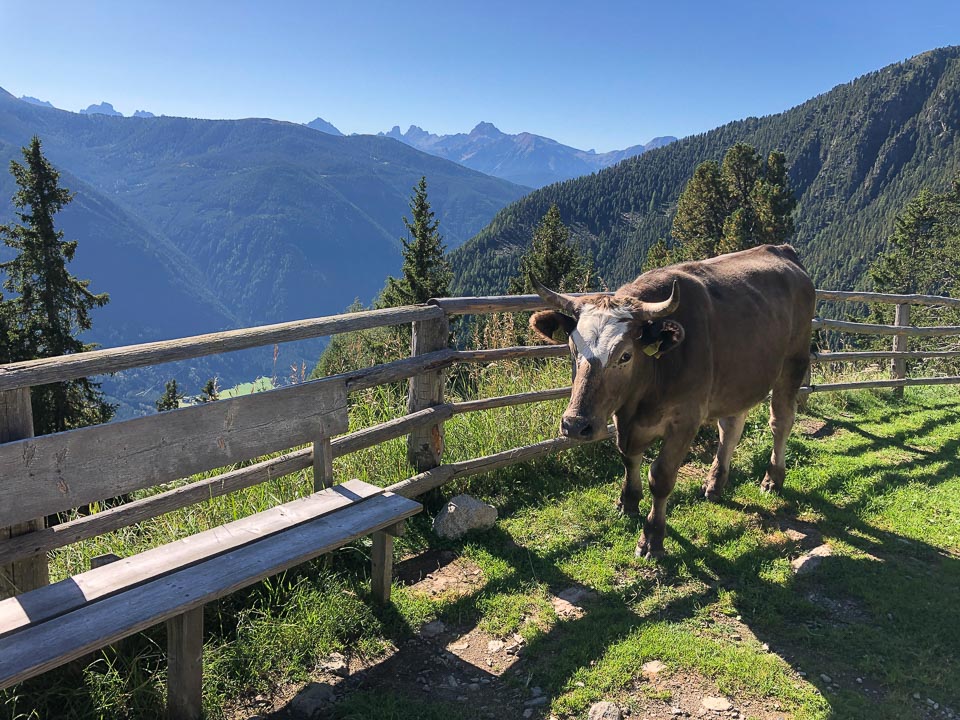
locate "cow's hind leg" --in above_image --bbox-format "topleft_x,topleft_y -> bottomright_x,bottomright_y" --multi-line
761,358 -> 807,493
637,425 -> 698,559
703,412 -> 748,502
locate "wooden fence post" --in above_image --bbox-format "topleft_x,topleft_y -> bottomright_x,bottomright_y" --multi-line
0,388 -> 49,599
406,309 -> 450,472
313,437 -> 334,491
891,302 -> 910,398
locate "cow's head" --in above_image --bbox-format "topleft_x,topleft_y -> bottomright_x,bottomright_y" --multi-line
529,276 -> 684,441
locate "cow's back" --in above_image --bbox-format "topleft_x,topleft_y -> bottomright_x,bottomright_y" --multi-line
622,244 -> 815,417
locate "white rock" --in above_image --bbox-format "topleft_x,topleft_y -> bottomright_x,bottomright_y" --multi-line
641,660 -> 667,679
588,701 -> 622,720
432,494 -> 498,539
701,696 -> 733,712
487,639 -> 505,653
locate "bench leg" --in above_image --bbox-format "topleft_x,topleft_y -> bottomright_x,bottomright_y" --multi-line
371,522 -> 404,604
167,606 -> 204,720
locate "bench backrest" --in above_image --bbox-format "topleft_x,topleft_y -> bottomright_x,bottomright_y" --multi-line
0,377 -> 349,529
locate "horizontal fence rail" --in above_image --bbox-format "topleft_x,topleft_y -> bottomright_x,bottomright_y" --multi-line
0,305 -> 446,393
812,317 -> 960,337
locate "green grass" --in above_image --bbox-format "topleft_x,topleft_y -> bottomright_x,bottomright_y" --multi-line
3,356 -> 959,720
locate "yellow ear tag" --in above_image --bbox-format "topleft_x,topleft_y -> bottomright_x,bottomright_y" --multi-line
642,340 -> 662,357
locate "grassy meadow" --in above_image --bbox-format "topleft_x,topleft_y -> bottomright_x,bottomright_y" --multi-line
2,338 -> 959,720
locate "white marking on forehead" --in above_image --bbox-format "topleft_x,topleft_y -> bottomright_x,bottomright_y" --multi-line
571,306 -> 632,366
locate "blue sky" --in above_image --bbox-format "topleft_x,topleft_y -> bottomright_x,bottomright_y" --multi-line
2,1 -> 959,152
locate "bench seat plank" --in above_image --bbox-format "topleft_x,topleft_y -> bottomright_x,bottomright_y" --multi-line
0,489 -> 420,690
0,479 -> 384,639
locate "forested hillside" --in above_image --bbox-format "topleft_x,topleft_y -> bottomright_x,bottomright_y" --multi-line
451,47 -> 960,294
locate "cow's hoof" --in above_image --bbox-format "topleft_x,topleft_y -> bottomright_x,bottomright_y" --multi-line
617,501 -> 641,518
703,488 -> 723,503
761,465 -> 785,494
635,539 -> 665,560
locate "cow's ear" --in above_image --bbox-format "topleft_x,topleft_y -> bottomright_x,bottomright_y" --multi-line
530,311 -> 577,345
639,319 -> 685,358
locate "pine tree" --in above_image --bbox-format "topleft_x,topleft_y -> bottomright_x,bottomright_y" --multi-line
509,204 -> 592,293
199,378 -> 220,403
0,136 -> 114,433
155,379 -> 184,412
870,181 -> 960,296
379,177 -> 452,307
662,143 -> 797,266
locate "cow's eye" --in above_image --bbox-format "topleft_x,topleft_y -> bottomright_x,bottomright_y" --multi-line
618,352 -> 632,365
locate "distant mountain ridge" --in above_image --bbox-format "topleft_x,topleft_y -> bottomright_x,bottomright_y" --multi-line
80,101 -> 122,116
378,122 -> 676,187
451,47 -> 960,296
305,117 -> 343,135
0,90 -> 526,414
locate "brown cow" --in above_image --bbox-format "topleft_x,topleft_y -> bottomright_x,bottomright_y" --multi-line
529,244 -> 815,558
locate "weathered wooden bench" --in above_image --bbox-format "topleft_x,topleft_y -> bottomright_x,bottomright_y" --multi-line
0,377 -> 421,719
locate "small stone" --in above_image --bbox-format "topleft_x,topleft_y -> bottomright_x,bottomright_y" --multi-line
701,697 -> 733,712
289,682 -> 335,714
456,695 -> 467,701
762,643 -> 770,651
321,652 -> 349,677
641,660 -> 667,679
469,683 -> 479,691
856,677 -> 862,684
671,709 -> 684,716
820,674 -> 832,684
450,641 -> 470,651
927,699 -> 937,706
531,686 -> 543,696
525,696 -> 549,707
913,693 -> 922,700
730,633 -> 742,641
588,701 -> 622,720
421,619 -> 446,638
523,710 -> 534,719
791,544 -> 832,575
487,639 -> 505,653
447,675 -> 458,688
432,494 -> 498,539
575,681 -> 585,687
421,685 -> 431,692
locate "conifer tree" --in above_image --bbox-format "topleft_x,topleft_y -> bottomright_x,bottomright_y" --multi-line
870,181 -> 960,296
155,379 -> 184,412
509,204 -> 592,293
380,176 -> 452,306
649,143 -> 797,270
199,378 -> 220,403
0,136 -> 114,433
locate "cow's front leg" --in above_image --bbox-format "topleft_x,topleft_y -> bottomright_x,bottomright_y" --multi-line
617,452 -> 645,517
637,425 -> 698,559
615,420 -> 655,517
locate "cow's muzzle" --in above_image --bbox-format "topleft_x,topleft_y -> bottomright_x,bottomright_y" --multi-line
561,414 -> 599,440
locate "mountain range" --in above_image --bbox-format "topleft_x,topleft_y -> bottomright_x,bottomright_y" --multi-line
452,47 -> 960,296
0,88 -> 526,413
378,122 -> 676,188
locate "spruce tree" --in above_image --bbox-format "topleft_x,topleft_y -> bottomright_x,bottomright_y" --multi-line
869,183 -> 960,296
509,204 -> 592,293
653,143 -> 797,269
0,136 -> 114,433
199,378 -> 220,403
379,176 -> 452,306
156,379 -> 184,412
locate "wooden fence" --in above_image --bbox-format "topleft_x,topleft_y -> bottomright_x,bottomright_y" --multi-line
1,288 -> 959,597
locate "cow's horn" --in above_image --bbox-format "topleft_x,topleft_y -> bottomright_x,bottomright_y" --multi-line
643,280 -> 680,319
530,274 -> 579,316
